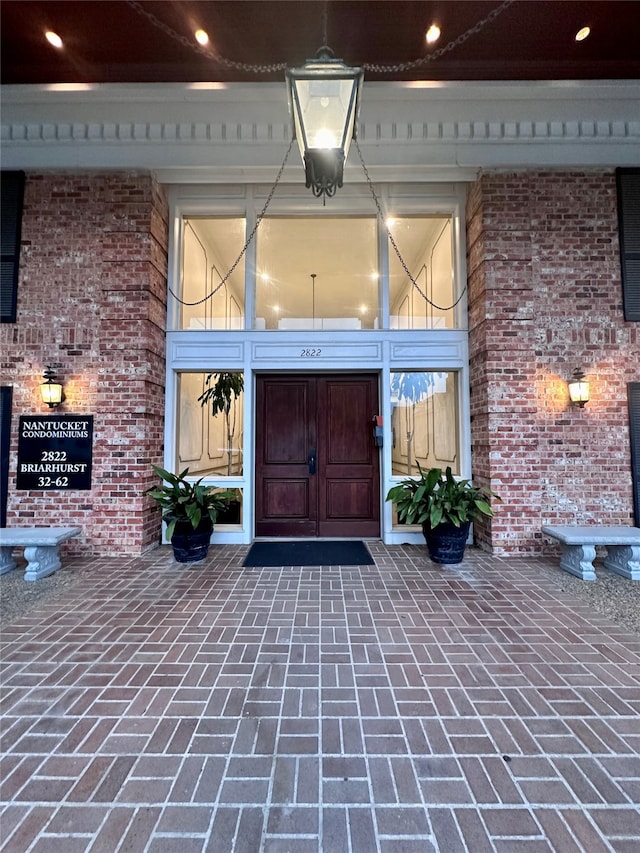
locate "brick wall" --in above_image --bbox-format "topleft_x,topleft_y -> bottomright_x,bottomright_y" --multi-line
5,168 -> 636,558
0,172 -> 168,556
467,170 -> 639,555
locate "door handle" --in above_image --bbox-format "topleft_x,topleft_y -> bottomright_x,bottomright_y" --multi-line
308,448 -> 316,475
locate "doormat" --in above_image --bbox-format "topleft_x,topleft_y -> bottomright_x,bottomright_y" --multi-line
243,540 -> 374,567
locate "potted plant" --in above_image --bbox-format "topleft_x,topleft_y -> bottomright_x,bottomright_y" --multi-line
146,465 -> 234,563
386,464 -> 497,564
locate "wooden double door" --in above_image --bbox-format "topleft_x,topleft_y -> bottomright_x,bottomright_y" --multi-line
255,374 -> 380,537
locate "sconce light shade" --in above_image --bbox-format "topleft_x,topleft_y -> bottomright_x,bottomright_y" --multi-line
40,366 -> 63,408
286,47 -> 363,200
568,367 -> 590,407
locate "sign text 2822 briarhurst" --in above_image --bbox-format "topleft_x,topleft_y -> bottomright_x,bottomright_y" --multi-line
17,415 -> 93,490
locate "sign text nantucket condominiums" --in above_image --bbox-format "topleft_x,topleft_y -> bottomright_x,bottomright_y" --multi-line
17,415 -> 93,490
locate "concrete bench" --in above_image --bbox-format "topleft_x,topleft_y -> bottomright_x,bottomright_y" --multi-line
542,525 -> 640,582
0,527 -> 81,582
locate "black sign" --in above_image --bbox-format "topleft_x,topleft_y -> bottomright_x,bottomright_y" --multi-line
17,415 -> 93,490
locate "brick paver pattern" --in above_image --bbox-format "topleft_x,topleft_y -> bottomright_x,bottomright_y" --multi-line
1,544 -> 639,851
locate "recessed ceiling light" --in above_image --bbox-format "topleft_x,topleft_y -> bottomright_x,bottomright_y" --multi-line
45,30 -> 63,49
186,82 -> 227,90
426,24 -> 441,45
45,83 -> 94,92
575,26 -> 591,42
195,29 -> 209,46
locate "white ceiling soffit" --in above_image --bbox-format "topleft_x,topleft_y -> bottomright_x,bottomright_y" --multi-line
2,80 -> 639,180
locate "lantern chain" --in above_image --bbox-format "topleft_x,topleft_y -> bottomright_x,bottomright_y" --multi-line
128,0 -> 508,312
363,0 -> 513,73
168,138 -> 294,307
126,0 -> 513,75
126,0 -> 288,73
355,138 -> 467,313
322,1 -> 329,47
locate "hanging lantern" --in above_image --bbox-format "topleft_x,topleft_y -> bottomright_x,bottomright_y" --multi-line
286,47 -> 363,200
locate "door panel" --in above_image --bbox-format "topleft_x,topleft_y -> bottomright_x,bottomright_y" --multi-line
263,381 -> 310,464
264,479 -> 309,518
256,374 -> 380,537
256,378 -> 317,536
325,479 -> 374,517
323,381 -> 371,463
318,376 -> 380,537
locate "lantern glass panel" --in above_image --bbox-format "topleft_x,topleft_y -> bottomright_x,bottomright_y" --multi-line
41,382 -> 62,406
568,379 -> 589,404
292,76 -> 357,153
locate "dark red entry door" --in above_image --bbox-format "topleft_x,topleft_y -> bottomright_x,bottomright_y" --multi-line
255,374 -> 380,537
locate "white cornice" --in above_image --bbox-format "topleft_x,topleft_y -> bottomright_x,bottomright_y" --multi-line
2,80 -> 639,179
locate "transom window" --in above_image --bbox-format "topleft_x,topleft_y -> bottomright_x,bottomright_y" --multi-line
180,218 -> 246,331
256,217 -> 378,330
176,214 -> 460,330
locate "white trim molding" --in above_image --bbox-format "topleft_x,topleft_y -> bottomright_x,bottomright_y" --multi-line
2,80 -> 639,179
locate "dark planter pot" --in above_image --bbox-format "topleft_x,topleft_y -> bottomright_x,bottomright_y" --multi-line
215,500 -> 241,525
170,517 -> 213,563
422,520 -> 471,565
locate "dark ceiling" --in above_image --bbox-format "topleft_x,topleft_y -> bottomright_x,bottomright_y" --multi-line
2,1 -> 640,86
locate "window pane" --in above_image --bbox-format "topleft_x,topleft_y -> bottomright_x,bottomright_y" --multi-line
255,217 -> 378,330
216,487 -> 243,527
390,371 -> 459,477
177,371 -> 244,476
180,218 -> 245,330
388,218 -> 456,329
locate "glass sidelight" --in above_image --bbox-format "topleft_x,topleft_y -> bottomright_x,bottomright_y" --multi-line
176,371 -> 244,478
390,370 -> 460,478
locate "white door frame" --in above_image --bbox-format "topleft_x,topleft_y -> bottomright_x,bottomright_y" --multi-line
163,182 -> 470,545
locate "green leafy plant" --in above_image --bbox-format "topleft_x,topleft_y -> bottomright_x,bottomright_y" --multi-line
386,464 -> 497,529
146,465 -> 234,540
198,372 -> 244,476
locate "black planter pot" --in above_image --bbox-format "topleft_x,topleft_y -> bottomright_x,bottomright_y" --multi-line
215,500 -> 241,525
422,520 -> 471,565
170,517 -> 213,563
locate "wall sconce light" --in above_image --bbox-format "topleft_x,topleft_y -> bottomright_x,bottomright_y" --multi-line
40,366 -> 64,408
568,367 -> 590,407
286,46 -> 363,201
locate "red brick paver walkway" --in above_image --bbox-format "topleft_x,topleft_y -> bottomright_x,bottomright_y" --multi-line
1,544 -> 639,852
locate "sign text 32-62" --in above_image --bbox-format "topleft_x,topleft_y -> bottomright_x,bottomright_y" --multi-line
17,415 -> 93,490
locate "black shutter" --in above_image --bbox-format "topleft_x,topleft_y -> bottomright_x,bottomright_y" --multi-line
629,383 -> 640,528
1,170 -> 25,323
0,386 -> 12,527
617,168 -> 640,322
